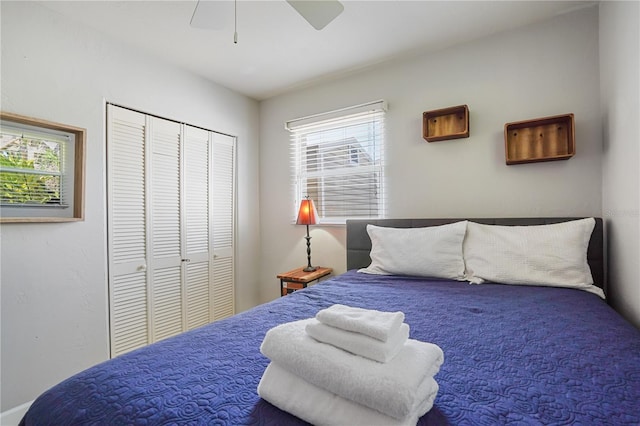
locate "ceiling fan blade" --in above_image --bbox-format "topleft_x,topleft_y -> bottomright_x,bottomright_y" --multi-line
190,0 -> 232,30
286,0 -> 344,30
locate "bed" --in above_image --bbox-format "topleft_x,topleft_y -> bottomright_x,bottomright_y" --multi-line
20,217 -> 640,425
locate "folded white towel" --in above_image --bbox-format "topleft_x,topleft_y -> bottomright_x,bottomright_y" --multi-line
316,304 -> 405,342
260,319 -> 444,420
306,318 -> 410,363
258,362 -> 438,426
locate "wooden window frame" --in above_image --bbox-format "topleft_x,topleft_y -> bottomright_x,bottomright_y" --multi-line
0,111 -> 86,223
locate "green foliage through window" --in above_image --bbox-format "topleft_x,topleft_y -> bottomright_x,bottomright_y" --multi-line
0,135 -> 63,205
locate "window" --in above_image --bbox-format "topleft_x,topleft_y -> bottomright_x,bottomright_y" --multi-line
0,112 -> 85,222
287,100 -> 386,224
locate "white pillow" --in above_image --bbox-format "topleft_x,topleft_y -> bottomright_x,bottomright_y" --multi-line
359,221 -> 467,280
463,218 -> 604,298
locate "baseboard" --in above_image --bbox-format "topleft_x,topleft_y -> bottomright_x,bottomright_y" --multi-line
0,401 -> 32,426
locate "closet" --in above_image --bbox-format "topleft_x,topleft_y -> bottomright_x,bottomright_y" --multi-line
106,104 -> 235,357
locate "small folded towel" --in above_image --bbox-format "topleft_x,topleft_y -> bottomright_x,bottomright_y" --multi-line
258,362 -> 438,426
306,318 -> 410,363
260,318 -> 444,420
316,304 -> 405,342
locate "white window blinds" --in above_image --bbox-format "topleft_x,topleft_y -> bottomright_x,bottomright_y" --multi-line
287,100 -> 386,224
0,125 -> 72,208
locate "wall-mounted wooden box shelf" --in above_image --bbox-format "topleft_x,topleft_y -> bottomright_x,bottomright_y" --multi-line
423,105 -> 469,142
504,113 -> 575,165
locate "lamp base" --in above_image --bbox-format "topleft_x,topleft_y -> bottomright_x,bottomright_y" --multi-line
303,266 -> 317,272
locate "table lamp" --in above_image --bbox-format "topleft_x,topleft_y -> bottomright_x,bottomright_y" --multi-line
296,196 -> 319,272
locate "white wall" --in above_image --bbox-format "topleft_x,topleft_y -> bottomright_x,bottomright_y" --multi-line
600,1 -> 640,328
259,6 -> 603,303
0,1 -> 260,412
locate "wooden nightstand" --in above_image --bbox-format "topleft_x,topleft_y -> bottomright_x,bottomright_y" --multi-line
277,266 -> 333,296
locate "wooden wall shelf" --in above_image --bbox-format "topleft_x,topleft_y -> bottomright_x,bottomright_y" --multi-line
423,105 -> 469,142
504,113 -> 575,165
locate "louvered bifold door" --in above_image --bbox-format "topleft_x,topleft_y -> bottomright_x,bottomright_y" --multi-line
107,105 -> 149,357
148,117 -> 183,342
183,125 -> 211,330
210,133 -> 235,320
108,105 -> 236,357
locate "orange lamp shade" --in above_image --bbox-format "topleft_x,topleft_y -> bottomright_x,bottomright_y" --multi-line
296,197 -> 319,225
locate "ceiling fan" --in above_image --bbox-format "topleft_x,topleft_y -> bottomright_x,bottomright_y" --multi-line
190,0 -> 344,39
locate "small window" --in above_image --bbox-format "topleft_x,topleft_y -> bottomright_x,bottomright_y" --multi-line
287,100 -> 386,224
0,112 -> 85,222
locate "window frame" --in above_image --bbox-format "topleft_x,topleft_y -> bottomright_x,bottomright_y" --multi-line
287,100 -> 386,225
0,111 -> 86,223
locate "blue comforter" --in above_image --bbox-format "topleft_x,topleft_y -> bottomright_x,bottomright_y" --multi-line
21,271 -> 640,425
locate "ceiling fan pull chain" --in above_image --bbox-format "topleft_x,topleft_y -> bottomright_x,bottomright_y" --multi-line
233,0 -> 238,44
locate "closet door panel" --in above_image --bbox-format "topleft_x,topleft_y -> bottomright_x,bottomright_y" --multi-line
149,117 -> 183,341
107,105 -> 149,356
183,125 -> 212,329
211,133 -> 235,320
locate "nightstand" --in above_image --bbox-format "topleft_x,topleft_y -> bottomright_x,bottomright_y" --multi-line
277,266 -> 333,296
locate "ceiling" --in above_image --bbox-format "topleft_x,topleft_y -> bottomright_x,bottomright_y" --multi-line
38,1 -> 596,101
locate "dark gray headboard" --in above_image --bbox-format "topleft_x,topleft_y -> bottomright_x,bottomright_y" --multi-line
346,217 -> 604,290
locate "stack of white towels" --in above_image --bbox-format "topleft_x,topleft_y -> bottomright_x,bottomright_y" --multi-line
258,304 -> 444,426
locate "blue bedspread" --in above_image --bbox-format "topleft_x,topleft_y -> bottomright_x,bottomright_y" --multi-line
21,271 -> 640,425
